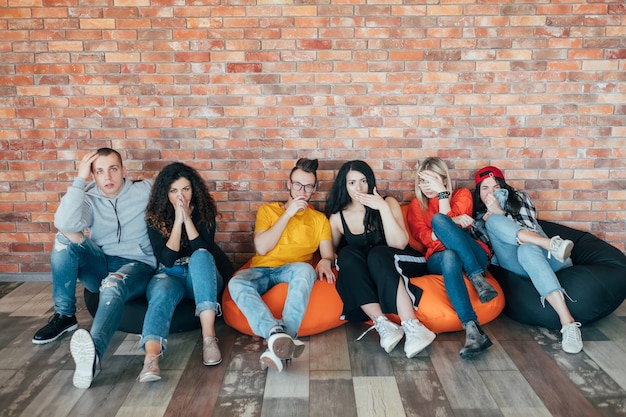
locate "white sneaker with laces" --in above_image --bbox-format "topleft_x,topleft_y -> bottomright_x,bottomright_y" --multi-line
357,315 -> 404,353
561,322 -> 583,354
549,236 -> 574,263
70,329 -> 98,389
402,319 -> 436,358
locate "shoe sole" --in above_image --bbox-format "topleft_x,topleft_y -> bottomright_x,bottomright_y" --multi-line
70,329 -> 96,389
138,372 -> 162,383
203,357 -> 223,366
292,340 -> 305,359
382,333 -> 404,353
260,355 -> 283,372
459,339 -> 493,360
479,290 -> 498,303
268,335 -> 296,360
32,323 -> 78,345
405,332 -> 436,359
553,240 -> 574,263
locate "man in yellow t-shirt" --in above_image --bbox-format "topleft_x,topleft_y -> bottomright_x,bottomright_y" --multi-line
228,158 -> 335,372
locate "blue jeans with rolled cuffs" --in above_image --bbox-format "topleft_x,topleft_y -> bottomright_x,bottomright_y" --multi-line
227,262 -> 316,339
426,213 -> 489,325
50,232 -> 154,359
485,213 -> 572,302
141,249 -> 223,352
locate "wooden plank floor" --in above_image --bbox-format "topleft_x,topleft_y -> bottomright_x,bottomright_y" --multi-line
0,281 -> 625,417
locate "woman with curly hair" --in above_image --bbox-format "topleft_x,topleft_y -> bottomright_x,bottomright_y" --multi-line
138,162 -> 233,382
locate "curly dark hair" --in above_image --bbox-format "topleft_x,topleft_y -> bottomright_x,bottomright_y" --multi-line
145,162 -> 217,240
325,160 -> 385,246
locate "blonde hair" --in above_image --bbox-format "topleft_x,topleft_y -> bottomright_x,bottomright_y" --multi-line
414,157 -> 453,211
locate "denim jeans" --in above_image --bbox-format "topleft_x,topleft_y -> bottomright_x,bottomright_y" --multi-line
227,262 -> 316,339
50,232 -> 154,359
426,214 -> 489,325
141,249 -> 223,351
485,213 -> 572,300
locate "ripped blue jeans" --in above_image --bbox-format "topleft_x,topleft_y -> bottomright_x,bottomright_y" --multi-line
485,213 -> 573,302
50,232 -> 154,359
140,249 -> 223,352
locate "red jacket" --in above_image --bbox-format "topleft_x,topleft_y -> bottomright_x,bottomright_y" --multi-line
406,188 -> 490,260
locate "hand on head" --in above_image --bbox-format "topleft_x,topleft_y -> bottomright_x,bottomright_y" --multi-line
78,151 -> 99,180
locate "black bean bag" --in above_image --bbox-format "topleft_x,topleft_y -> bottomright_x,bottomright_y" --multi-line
84,289 -> 199,334
489,220 -> 626,329
84,245 -> 234,334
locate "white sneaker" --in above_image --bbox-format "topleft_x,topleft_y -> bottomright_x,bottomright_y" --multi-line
561,322 -> 583,354
260,349 -> 283,372
70,329 -> 98,389
268,328 -> 298,360
402,319 -> 436,358
549,236 -> 574,263
357,316 -> 404,353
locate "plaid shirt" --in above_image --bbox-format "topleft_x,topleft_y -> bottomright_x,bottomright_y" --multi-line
471,189 -> 543,253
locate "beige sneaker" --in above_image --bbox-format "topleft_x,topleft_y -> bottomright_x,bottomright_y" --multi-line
202,336 -> 222,366
549,236 -> 574,263
402,319 -> 436,358
561,322 -> 583,354
138,354 -> 161,382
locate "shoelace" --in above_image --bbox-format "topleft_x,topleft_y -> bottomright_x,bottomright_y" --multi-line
356,317 -> 395,341
561,322 -> 582,343
144,353 -> 161,371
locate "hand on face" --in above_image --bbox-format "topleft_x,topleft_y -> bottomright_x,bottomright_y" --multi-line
284,196 -> 308,217
418,170 -> 447,194
173,193 -> 191,225
483,193 -> 504,216
354,186 -> 385,211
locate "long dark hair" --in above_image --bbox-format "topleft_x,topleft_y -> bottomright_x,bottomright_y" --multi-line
472,176 -> 523,217
146,162 -> 217,239
325,160 -> 385,245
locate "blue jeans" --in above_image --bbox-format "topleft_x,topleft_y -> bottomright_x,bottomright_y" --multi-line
426,214 -> 489,325
141,249 -> 223,351
227,262 -> 316,339
485,213 -> 572,301
50,232 -> 154,359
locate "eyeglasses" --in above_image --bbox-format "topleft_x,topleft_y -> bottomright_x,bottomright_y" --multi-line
291,181 -> 316,193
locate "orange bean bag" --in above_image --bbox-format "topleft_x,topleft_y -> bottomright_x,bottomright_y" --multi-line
222,256 -> 346,337
223,205 -> 506,336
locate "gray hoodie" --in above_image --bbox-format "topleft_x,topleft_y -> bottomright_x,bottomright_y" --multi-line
54,176 -> 157,269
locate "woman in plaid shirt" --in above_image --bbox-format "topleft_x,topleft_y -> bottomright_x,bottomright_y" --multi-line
471,166 -> 583,354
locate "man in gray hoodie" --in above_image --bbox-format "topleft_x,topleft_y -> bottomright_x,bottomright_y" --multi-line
32,148 -> 157,389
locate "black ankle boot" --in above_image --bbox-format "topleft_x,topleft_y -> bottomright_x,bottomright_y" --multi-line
460,320 -> 493,359
468,273 -> 498,303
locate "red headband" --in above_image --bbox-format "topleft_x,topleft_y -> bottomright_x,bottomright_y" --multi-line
475,166 -> 504,186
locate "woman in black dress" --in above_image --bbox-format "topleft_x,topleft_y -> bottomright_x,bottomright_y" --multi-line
325,160 -> 435,358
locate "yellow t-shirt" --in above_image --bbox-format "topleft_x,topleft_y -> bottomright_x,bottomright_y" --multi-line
250,202 -> 332,268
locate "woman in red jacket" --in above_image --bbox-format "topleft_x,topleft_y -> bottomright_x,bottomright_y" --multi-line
407,157 -> 495,359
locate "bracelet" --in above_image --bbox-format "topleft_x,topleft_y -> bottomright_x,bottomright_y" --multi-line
438,191 -> 451,199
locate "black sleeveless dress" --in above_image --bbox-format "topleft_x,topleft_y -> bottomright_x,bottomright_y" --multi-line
335,211 -> 427,322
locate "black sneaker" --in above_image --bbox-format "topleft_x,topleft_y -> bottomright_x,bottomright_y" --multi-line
32,313 -> 78,345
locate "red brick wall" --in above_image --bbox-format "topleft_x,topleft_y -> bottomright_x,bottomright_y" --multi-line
1,0 -> 625,273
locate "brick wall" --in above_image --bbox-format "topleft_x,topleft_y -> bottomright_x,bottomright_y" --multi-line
1,0 -> 625,274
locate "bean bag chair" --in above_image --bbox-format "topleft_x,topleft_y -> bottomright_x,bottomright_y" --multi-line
387,204 -> 506,333
84,289 -> 199,334
489,220 -> 626,329
222,256 -> 346,337
84,245 -> 234,334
